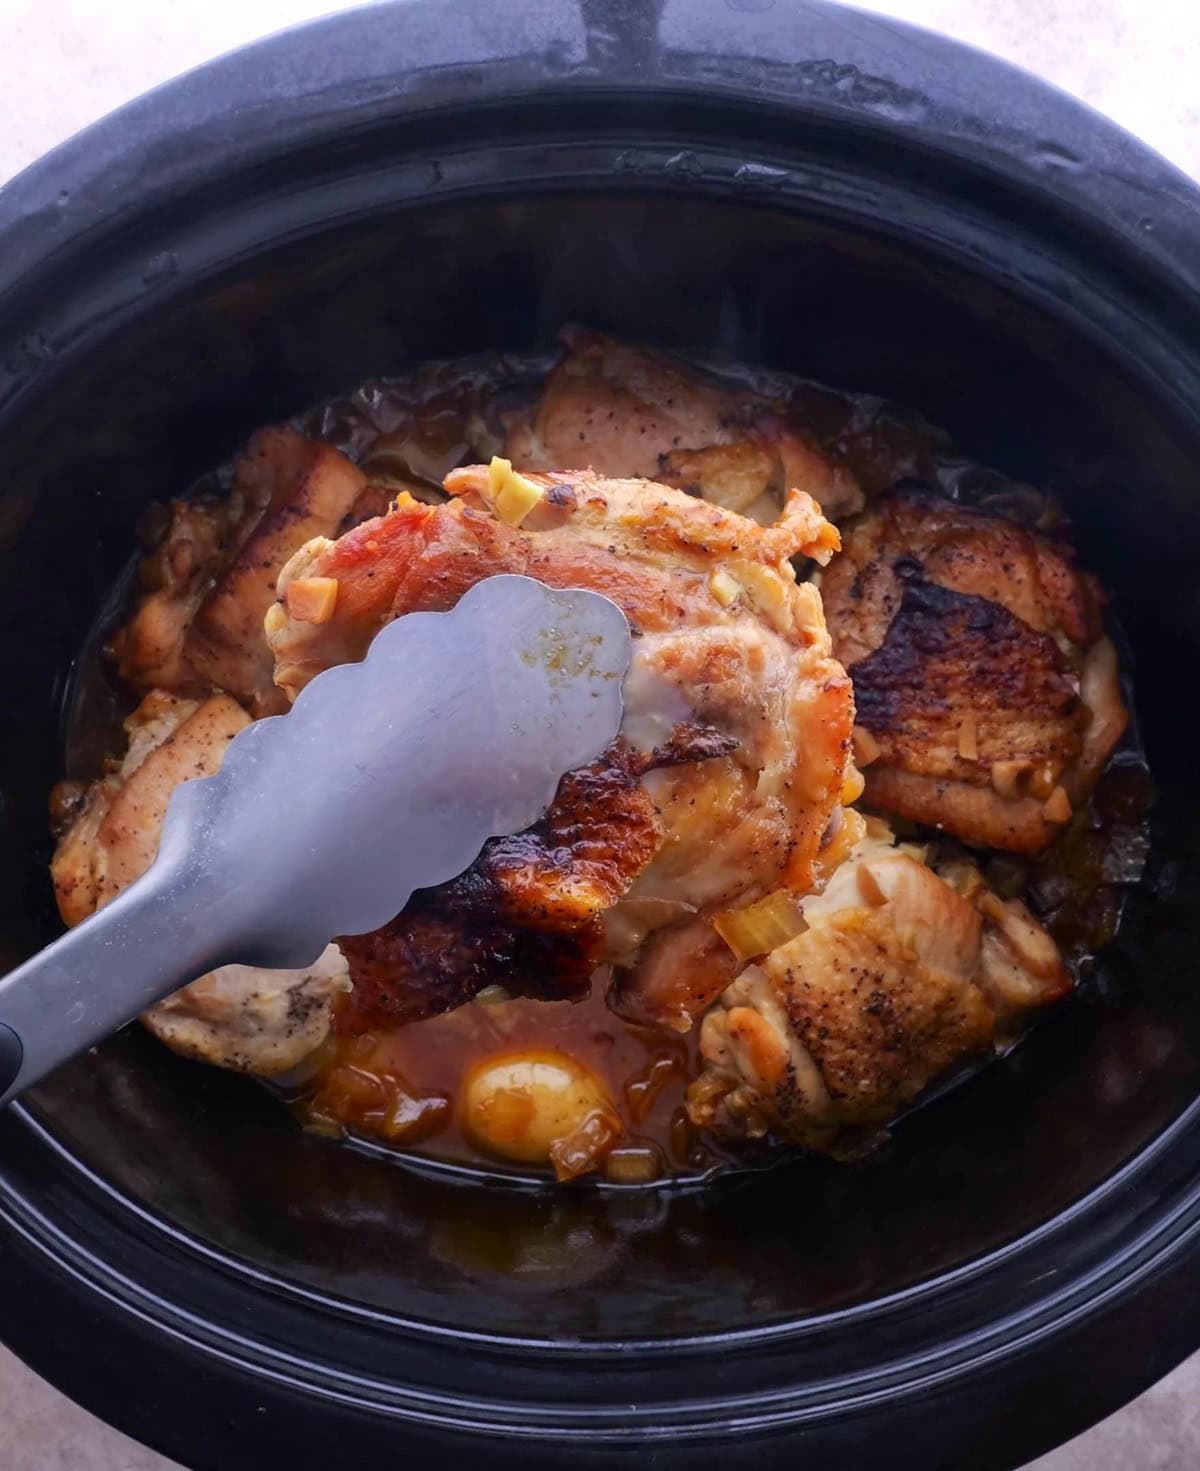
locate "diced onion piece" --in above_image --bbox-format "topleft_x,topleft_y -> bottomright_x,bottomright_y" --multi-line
307,1059 -> 455,1147
708,567 -> 741,607
841,764 -> 865,805
285,576 -> 339,625
1042,785 -> 1072,823
853,725 -> 882,767
604,1144 -> 663,1185
486,456 -> 545,527
957,714 -> 979,762
713,889 -> 808,963
380,1089 -> 452,1144
264,602 -> 288,636
549,1107 -> 623,1181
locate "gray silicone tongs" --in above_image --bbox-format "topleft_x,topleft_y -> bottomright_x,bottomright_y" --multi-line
0,575 -> 630,1106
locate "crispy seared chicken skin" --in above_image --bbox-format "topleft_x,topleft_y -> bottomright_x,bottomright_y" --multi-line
689,825 -> 1069,1151
820,487 -> 1128,853
506,326 -> 864,524
51,691 -> 351,1073
267,461 -> 855,1033
112,426 -> 375,715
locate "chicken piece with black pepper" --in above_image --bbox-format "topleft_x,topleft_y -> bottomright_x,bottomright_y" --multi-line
505,325 -> 864,523
819,485 -> 1128,853
50,690 -> 350,1074
111,426 -> 377,714
688,824 -> 1069,1154
267,457 -> 855,1034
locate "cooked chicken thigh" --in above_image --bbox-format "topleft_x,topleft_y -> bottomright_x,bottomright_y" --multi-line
50,690 -> 350,1074
52,691 -> 250,925
689,829 -> 1069,1152
267,458 -> 855,1033
112,427 -> 371,714
505,326 -> 863,523
144,947 -> 350,1076
819,486 -> 1127,852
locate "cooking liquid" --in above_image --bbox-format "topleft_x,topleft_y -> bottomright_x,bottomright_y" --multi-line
59,345 -> 1152,1185
286,976 -> 749,1185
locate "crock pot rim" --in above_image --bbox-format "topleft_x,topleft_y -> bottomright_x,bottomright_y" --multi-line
1,0 -> 1198,313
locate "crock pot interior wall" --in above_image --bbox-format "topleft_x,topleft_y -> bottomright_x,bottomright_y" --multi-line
3,189 -> 1199,1341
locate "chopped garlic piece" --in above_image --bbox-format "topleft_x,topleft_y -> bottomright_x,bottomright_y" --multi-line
487,456 -> 545,527
708,567 -> 741,607
285,577 -> 339,625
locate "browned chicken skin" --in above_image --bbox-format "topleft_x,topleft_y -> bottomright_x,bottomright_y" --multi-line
112,426 -> 373,714
268,461 -> 855,1032
689,830 -> 1069,1152
52,691 -> 250,925
337,736 -> 731,1032
819,487 -> 1127,852
50,690 -> 351,1073
505,326 -> 863,523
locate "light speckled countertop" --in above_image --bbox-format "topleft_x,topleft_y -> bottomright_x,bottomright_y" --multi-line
1,2 -> 1196,1467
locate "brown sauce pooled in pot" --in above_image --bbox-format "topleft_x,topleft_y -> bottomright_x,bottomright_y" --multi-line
290,976 -> 735,1185
61,345 -> 1152,1185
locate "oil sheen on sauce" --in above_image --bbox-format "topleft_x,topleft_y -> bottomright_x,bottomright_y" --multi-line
288,976 -> 741,1185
